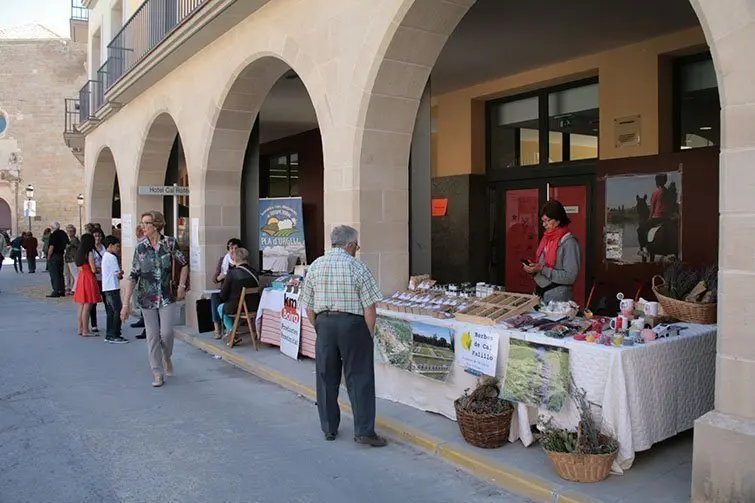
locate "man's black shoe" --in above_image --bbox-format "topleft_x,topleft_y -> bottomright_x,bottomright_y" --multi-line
130,319 -> 145,328
46,293 -> 61,298
135,330 -> 146,340
354,435 -> 388,447
324,432 -> 337,441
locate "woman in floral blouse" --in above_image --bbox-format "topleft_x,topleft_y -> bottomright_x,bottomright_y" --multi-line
121,210 -> 188,388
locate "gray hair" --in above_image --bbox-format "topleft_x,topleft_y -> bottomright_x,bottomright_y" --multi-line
66,224 -> 76,233
330,225 -> 358,248
233,247 -> 249,263
51,222 -> 61,231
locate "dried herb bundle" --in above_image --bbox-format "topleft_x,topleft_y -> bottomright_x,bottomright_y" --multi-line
663,262 -> 700,300
538,377 -> 618,455
458,376 -> 513,415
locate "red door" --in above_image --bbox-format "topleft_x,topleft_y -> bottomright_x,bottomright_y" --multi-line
549,184 -> 588,307
504,188 -> 540,295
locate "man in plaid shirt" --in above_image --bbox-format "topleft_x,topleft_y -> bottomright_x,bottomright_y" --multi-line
300,225 -> 387,447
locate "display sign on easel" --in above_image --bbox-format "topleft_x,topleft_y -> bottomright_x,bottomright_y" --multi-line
280,284 -> 302,360
259,197 -> 306,273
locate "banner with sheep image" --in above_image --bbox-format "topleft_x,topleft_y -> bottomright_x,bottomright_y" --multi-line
259,197 -> 307,273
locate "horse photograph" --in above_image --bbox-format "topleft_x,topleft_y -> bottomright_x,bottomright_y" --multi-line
605,171 -> 682,264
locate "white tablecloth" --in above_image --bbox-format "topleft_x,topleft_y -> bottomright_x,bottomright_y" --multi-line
374,309 -> 716,473
255,288 -> 285,334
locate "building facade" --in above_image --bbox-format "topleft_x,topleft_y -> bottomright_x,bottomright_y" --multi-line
0,25 -> 88,236
68,0 -> 755,499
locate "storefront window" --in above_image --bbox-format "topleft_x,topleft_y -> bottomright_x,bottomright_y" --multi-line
676,54 -> 719,150
489,96 -> 539,168
488,79 -> 599,170
266,152 -> 299,197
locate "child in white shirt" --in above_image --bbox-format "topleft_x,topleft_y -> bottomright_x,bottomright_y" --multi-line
101,235 -> 128,344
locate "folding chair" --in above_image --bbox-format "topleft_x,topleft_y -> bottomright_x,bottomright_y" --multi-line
227,286 -> 259,350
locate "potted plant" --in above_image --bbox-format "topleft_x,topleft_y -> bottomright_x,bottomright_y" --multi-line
538,381 -> 618,483
454,376 -> 514,449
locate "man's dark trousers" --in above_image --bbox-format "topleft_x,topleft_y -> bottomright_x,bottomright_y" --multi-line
314,312 -> 376,437
49,254 -> 65,295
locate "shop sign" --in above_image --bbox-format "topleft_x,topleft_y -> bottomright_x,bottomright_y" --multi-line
279,285 -> 302,360
431,198 -> 448,217
23,200 -> 36,217
259,197 -> 307,272
137,185 -> 191,196
456,328 -> 499,377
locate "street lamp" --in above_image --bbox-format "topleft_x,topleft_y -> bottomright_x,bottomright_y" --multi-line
77,194 -> 84,232
25,184 -> 34,232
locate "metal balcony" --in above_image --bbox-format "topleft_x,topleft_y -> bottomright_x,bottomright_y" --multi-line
64,98 -> 81,134
71,0 -> 89,21
94,62 -> 108,111
107,0 -> 208,89
78,81 -> 96,123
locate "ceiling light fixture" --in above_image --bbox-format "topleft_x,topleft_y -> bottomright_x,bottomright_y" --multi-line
699,126 -> 712,131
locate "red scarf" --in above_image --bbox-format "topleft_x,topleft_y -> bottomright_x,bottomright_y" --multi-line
536,226 -> 570,269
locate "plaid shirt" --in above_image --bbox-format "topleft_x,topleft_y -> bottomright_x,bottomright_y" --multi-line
299,248 -> 383,316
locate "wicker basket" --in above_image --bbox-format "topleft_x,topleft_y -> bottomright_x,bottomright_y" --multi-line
652,275 -> 717,325
453,382 -> 513,449
545,448 -> 617,483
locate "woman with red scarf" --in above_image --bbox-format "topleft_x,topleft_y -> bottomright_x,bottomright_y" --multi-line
523,200 -> 581,303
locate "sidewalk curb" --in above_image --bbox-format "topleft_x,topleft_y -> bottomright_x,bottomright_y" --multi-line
175,329 -> 602,503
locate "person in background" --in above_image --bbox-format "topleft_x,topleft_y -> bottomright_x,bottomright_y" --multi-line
101,235 -> 127,344
121,211 -> 188,388
523,200 -> 581,303
131,224 -> 147,339
22,232 -> 38,273
88,228 -> 106,332
216,247 -> 259,344
0,230 -> 8,273
73,233 -> 100,337
10,233 -> 24,273
47,222 -> 69,298
638,173 -> 672,255
211,238 -> 243,339
299,225 -> 386,447
64,225 -> 80,295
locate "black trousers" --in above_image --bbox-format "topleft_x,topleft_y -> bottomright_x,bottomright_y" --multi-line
27,254 -> 36,273
314,312 -> 376,437
48,255 -> 65,295
90,280 -> 102,328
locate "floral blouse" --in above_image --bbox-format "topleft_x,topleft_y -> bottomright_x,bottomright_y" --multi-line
128,234 -> 188,309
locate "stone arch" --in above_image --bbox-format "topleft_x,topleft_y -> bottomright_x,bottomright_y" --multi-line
0,197 -> 11,230
198,53 -> 330,287
134,111 -> 187,224
89,145 -> 119,231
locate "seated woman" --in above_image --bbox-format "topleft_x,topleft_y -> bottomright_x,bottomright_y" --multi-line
211,238 -> 242,339
217,247 -> 260,341
523,200 -> 581,303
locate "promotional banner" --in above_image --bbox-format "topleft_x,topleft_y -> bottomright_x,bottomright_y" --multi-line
501,340 -> 570,413
259,197 -> 306,272
374,316 -> 455,382
280,286 -> 302,360
456,328 -> 500,377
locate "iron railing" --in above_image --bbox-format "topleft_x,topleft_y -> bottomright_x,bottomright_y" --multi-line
78,80 -> 96,123
94,62 -> 108,111
64,98 -> 81,134
107,0 -> 208,89
71,0 -> 89,21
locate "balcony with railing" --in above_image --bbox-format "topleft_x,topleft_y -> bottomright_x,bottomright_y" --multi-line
64,99 -> 81,134
63,98 -> 85,162
107,0 -> 208,89
77,61 -> 110,126
70,0 -> 89,43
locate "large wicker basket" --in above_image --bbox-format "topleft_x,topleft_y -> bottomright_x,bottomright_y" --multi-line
453,382 -> 513,449
545,447 -> 617,483
652,275 -> 717,325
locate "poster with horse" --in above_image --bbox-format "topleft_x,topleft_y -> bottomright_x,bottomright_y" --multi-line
605,171 -> 682,264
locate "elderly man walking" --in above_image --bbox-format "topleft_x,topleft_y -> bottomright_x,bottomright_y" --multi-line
299,225 -> 387,447
46,222 -> 69,298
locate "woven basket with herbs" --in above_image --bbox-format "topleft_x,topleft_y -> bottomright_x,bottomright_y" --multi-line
454,377 -> 514,449
538,381 -> 619,483
652,263 -> 717,324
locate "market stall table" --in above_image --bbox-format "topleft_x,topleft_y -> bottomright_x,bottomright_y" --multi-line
373,309 -> 716,473
255,288 -> 316,358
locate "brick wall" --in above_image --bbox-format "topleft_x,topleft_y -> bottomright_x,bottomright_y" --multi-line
0,38 -> 87,237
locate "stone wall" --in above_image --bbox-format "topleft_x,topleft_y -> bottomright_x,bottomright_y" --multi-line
0,38 -> 87,237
